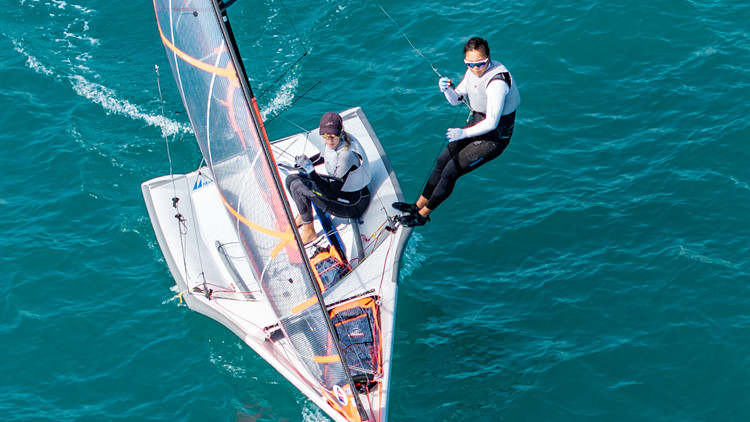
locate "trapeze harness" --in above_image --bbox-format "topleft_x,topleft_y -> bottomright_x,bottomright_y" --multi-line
421,61 -> 520,210
285,138 -> 371,225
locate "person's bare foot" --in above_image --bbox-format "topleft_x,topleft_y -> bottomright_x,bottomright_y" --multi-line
300,223 -> 317,244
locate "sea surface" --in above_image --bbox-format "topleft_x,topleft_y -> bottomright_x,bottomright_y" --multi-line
2,0 -> 749,421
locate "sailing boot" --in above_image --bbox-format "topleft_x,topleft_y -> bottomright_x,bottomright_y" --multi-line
392,202 -> 419,214
396,213 -> 430,227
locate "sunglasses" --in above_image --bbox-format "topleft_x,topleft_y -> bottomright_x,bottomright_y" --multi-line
464,58 -> 490,68
322,134 -> 340,140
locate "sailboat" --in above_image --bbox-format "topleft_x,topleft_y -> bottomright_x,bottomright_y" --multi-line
141,0 -> 412,421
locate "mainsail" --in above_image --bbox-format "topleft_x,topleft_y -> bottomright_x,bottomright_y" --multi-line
153,0 -> 367,419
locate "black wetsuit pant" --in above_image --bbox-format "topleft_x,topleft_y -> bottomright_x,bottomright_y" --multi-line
286,173 -> 370,224
421,111 -> 515,210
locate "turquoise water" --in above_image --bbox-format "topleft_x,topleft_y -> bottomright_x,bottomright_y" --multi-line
2,0 -> 749,420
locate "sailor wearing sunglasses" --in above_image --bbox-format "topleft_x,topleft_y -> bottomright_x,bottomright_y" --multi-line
396,37 -> 520,227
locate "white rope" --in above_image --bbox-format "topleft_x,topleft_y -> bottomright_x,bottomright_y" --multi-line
155,63 -> 208,298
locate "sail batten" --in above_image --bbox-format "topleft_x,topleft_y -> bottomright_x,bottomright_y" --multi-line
153,0 -> 367,420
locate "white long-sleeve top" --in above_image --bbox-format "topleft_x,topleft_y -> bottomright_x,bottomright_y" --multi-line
444,60 -> 520,138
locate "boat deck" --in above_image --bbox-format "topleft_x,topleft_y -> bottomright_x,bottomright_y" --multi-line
142,107 -> 411,422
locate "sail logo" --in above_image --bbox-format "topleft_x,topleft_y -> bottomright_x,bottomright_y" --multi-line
333,385 -> 348,406
193,175 -> 213,190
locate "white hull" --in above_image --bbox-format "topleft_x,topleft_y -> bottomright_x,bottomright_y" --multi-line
142,108 -> 411,422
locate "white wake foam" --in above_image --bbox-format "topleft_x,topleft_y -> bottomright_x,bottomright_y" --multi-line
399,232 -> 427,280
63,18 -> 99,46
10,2 -> 186,139
261,76 -> 299,120
70,75 -> 192,137
71,3 -> 95,14
13,42 -> 189,137
12,40 -> 54,76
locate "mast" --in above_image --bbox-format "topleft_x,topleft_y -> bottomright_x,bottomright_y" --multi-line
209,2 -> 370,418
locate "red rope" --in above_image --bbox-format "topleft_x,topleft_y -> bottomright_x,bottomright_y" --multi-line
377,234 -> 395,297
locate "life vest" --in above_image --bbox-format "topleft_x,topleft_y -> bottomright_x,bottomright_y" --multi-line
464,60 -> 514,114
323,134 -> 370,192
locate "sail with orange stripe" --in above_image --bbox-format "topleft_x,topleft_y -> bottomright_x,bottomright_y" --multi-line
153,0 -> 366,420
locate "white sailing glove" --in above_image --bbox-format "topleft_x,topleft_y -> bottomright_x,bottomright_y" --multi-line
438,77 -> 452,92
295,155 -> 314,173
445,128 -> 467,142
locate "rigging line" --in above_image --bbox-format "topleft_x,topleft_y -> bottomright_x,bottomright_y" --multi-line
371,0 -> 442,78
377,234 -> 395,296
256,0 -> 310,101
155,65 -> 179,218
267,126 -> 300,156
213,300 -> 268,334
157,58 -> 207,298
415,102 -> 464,197
271,144 -> 296,161
156,64 -> 192,285
175,289 -> 189,304
278,114 -> 307,132
151,13 -> 184,138
184,174 -> 210,298
263,80 -> 322,126
256,51 -> 309,100
350,146 -> 393,223
274,115 -> 311,160
372,0 -> 475,113
278,0 -> 307,52
291,96 -> 357,109
150,43 -> 194,179
148,133 -> 194,178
